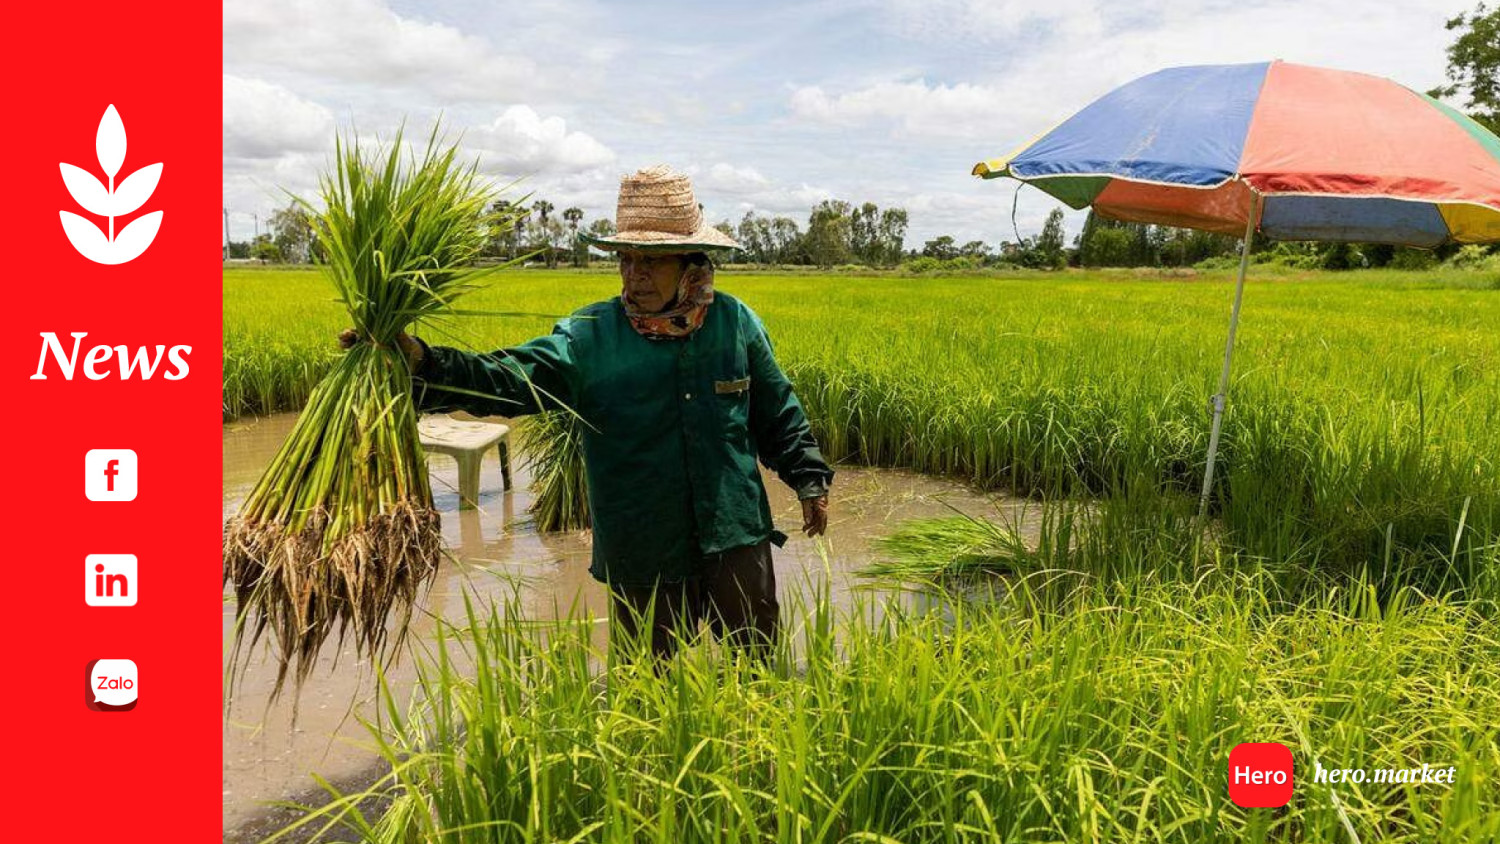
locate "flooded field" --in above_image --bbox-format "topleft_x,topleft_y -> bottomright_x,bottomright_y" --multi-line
222,412 -> 1025,841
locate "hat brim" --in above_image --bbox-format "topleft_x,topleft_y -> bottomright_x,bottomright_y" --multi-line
580,222 -> 740,253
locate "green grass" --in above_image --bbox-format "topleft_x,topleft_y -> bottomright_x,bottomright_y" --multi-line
225,265 -> 1500,592
226,265 -> 1500,841
273,577 -> 1500,843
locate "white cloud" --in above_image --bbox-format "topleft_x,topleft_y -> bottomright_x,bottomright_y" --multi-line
224,0 -> 537,101
676,163 -> 834,220
721,183 -> 835,219
781,184 -> 836,212
789,79 -> 1007,138
222,77 -> 334,228
879,0 -> 1114,42
780,0 -> 1471,248
221,100 -> 619,240
468,106 -> 616,175
803,0 -> 1464,143
223,75 -> 334,160
698,163 -> 772,195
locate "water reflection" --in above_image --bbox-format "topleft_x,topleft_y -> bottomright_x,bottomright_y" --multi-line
222,412 -> 1025,840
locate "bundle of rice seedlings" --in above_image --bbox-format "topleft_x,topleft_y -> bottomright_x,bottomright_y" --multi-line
224,127 -> 504,697
520,410 -> 591,532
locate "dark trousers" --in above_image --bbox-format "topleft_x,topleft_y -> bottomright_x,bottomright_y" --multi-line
609,540 -> 779,661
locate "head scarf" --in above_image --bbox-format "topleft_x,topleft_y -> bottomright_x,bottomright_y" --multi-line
621,255 -> 715,340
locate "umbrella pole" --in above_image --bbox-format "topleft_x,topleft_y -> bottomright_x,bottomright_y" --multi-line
1198,193 -> 1261,518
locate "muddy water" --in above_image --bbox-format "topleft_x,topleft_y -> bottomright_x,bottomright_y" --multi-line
222,412 -> 1026,841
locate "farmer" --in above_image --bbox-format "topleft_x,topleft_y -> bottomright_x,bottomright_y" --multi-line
355,165 -> 832,661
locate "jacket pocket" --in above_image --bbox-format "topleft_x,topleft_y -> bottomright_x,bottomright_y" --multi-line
714,376 -> 751,395
713,374 -> 751,444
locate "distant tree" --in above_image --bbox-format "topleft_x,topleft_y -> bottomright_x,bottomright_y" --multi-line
922,235 -> 957,260
1318,242 -> 1364,270
1163,226 -> 1238,267
737,211 -> 771,265
1083,227 -> 1133,267
1079,210 -> 1242,268
514,208 -> 532,258
1361,243 -> 1396,268
521,200 -> 561,266
959,239 -> 990,261
1430,2 -> 1500,133
250,234 -> 280,263
584,218 -> 616,264
538,217 -> 567,268
485,199 -> 523,259
1075,210 -> 1101,265
805,200 -> 854,266
1035,208 -> 1067,269
1012,237 -> 1040,268
1130,223 -> 1160,267
850,201 -> 879,264
877,208 -> 908,267
227,240 -> 251,259
268,204 -> 315,263
1390,246 -> 1439,270
712,221 -> 742,263
769,217 -> 803,264
521,201 -> 557,265
563,206 -> 585,266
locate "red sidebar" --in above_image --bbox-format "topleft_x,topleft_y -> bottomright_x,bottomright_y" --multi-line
3,4 -> 223,840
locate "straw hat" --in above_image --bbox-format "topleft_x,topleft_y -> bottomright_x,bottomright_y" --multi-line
580,165 -> 741,252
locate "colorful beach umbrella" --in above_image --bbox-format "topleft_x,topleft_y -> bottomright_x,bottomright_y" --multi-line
973,60 -> 1500,514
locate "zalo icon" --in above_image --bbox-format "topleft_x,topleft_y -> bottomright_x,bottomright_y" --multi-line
86,659 -> 138,711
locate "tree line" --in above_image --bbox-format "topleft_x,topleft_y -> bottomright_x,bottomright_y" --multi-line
232,197 -> 914,269
720,202 -> 910,267
232,198 -> 1485,274
233,194 -> 1078,271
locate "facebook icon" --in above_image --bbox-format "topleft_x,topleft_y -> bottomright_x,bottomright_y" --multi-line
85,449 -> 138,501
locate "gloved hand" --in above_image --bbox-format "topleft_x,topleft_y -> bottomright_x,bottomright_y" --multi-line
337,329 -> 424,371
801,495 -> 829,537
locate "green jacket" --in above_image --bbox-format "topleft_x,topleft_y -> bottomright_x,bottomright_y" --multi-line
414,292 -> 833,586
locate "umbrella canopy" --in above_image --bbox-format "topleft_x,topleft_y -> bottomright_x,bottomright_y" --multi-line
973,61 -> 1500,247
973,60 -> 1500,518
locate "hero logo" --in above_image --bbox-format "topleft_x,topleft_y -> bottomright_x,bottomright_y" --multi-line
59,104 -> 163,265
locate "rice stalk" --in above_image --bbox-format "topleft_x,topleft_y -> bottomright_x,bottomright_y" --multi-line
270,578 -> 1500,843
224,125 -> 508,698
520,410 -> 591,532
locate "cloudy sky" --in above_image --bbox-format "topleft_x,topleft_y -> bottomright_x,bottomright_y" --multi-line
224,0 -> 1477,248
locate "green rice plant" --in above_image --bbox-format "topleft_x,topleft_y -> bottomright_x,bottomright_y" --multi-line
864,472 -> 1489,609
867,512 -> 1029,578
224,127 -> 505,696
223,267 -> 1500,598
518,410 -> 591,531
268,574 -> 1500,843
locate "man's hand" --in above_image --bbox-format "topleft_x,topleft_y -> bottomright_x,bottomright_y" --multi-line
338,329 -> 424,371
801,495 -> 829,537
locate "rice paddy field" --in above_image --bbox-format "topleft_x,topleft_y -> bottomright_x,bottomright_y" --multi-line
224,265 -> 1500,842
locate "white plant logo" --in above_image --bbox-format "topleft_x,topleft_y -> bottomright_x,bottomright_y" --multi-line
59,105 -> 163,265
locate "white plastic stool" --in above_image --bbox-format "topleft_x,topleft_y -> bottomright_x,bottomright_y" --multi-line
417,415 -> 513,509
